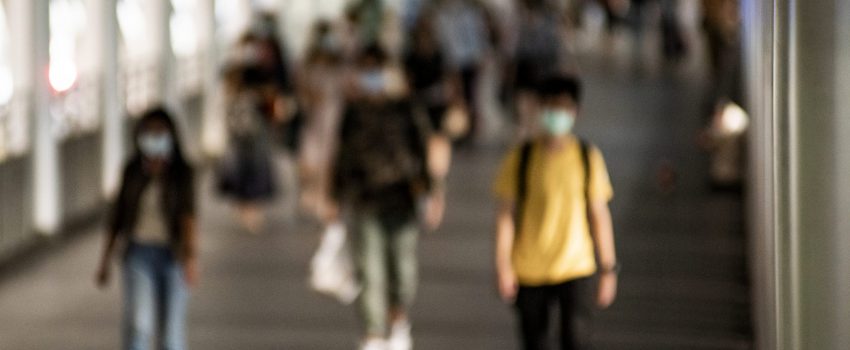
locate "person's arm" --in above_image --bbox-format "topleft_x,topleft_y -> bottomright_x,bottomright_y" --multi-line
181,215 -> 199,287
495,199 -> 518,302
407,104 -> 447,231
180,168 -> 200,287
95,164 -> 130,289
95,229 -> 119,289
447,72 -> 465,106
325,107 -> 353,224
423,133 -> 449,231
589,199 -> 617,308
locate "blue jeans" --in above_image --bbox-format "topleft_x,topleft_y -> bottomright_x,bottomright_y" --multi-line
123,242 -> 188,350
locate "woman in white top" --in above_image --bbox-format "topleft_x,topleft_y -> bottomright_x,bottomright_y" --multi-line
95,108 -> 198,350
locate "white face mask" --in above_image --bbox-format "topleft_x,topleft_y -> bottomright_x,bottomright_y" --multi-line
359,69 -> 385,95
541,109 -> 576,136
138,132 -> 173,159
320,34 -> 339,52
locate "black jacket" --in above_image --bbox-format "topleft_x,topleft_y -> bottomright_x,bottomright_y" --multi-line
331,99 -> 432,215
109,156 -> 196,257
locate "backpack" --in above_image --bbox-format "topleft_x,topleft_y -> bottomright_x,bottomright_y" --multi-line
515,139 -> 592,235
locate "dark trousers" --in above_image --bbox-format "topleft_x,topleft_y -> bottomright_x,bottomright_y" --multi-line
458,65 -> 480,144
515,277 -> 595,350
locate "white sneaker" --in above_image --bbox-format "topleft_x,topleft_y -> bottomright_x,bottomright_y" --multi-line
388,320 -> 412,350
360,338 -> 387,350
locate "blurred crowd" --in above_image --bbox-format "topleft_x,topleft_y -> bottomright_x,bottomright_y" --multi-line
214,0 -> 745,223
96,1 -> 744,350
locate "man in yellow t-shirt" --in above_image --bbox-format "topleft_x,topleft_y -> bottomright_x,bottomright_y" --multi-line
493,75 -> 618,350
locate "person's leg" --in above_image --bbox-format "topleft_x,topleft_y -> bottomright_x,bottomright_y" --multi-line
122,244 -> 156,350
515,285 -> 553,350
352,213 -> 390,338
387,220 -> 419,349
237,202 -> 265,234
159,250 -> 189,350
460,66 -> 480,144
388,220 -> 419,318
556,278 -> 595,350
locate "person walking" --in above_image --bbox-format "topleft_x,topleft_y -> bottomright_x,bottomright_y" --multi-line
296,20 -> 346,220
431,0 -> 498,145
217,32 -> 288,233
95,108 -> 198,350
493,75 -> 618,349
329,45 -> 443,350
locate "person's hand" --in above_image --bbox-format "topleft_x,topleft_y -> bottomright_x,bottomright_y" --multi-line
596,271 -> 618,309
95,262 -> 111,290
183,258 -> 200,288
423,192 -> 445,232
322,202 -> 340,224
427,136 -> 452,180
497,268 -> 519,303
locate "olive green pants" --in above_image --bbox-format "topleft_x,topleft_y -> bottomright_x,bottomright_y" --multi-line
351,213 -> 419,336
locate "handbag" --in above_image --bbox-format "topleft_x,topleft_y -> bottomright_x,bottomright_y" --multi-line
309,222 -> 361,304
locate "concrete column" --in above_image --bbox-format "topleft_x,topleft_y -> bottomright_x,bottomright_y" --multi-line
151,0 -> 176,110
97,0 -> 124,198
834,1 -> 850,343
752,0 -> 850,349
741,0 -> 777,348
7,0 -> 34,154
29,0 -> 59,234
792,0 -> 850,348
200,0 -> 225,159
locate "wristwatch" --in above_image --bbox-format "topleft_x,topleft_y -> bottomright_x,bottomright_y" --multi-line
600,263 -> 621,275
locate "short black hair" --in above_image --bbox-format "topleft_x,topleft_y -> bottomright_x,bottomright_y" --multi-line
357,44 -> 388,65
537,75 -> 582,104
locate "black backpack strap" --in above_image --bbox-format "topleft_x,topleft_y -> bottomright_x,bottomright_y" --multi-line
515,141 -> 534,236
580,138 -> 603,268
579,138 -> 591,206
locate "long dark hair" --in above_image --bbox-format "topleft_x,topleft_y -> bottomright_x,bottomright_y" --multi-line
109,107 -> 195,244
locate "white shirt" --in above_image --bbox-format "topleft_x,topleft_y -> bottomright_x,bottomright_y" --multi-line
133,180 -> 170,246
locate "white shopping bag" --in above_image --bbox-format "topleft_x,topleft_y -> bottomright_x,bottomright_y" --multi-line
309,222 -> 361,304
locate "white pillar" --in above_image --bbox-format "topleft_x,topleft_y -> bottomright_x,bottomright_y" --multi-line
7,1 -> 34,154
752,0 -> 850,349
833,0 -> 850,345
152,0 -> 177,110
741,0 -> 777,349
29,0 -> 60,234
792,0 -> 850,348
97,0 -> 124,198
200,0 -> 225,158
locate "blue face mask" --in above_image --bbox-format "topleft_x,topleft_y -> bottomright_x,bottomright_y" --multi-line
320,34 -> 339,52
138,132 -> 173,159
541,109 -> 575,136
359,70 -> 385,95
